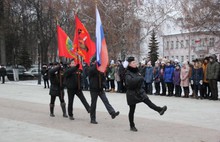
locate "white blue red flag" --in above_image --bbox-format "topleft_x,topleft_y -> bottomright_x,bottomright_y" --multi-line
96,7 -> 109,73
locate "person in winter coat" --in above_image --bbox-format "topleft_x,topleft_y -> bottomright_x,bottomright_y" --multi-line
0,65 -> 6,84
201,57 -> 210,99
48,62 -> 68,118
190,59 -> 203,99
64,59 -> 91,120
153,61 -> 160,95
180,61 -> 190,98
144,61 -> 154,94
88,57 -> 120,124
206,54 -> 220,100
159,61 -> 166,96
173,64 -> 182,97
115,60 -> 122,93
108,60 -> 116,92
125,56 -> 167,132
41,64 -> 49,88
163,60 -> 174,96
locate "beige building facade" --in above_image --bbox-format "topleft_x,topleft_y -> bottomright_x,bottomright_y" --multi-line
163,32 -> 220,63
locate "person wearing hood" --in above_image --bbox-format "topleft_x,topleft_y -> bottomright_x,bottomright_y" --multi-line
206,54 -> 220,100
125,56 -> 167,132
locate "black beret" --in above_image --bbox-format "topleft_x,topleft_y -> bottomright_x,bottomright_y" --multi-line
127,56 -> 135,63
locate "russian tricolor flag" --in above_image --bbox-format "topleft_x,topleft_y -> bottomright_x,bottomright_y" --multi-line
96,7 -> 109,73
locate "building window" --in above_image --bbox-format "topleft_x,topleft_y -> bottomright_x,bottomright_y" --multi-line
185,40 -> 189,47
200,55 -> 204,58
191,39 -> 195,46
192,55 -> 195,61
176,41 -> 179,49
209,38 -> 215,47
186,55 -> 189,60
171,56 -> 174,59
167,41 -> 169,49
176,56 -> 179,60
181,56 -> 184,62
180,40 -> 184,48
171,41 -> 174,49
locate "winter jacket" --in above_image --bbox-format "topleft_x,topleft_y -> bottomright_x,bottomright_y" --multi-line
63,66 -> 82,90
180,66 -> 190,87
107,65 -> 115,80
173,69 -> 181,86
125,66 -> 149,105
41,68 -> 49,80
163,65 -> 174,83
144,66 -> 153,83
49,66 -> 64,96
89,64 -> 106,92
206,57 -> 220,80
191,67 -> 203,85
202,63 -> 208,83
153,66 -> 160,83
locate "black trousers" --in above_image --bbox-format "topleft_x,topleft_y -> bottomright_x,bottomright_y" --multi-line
209,79 -> 218,100
145,82 -> 153,94
175,85 -> 182,97
1,75 -> 5,83
201,82 -> 210,98
90,90 -> 115,121
166,82 -> 173,96
154,82 -> 160,95
193,84 -> 201,97
128,98 -> 162,127
109,79 -> 115,89
43,79 -> 49,88
50,95 -> 65,105
160,79 -> 166,95
67,89 -> 90,117
183,86 -> 189,96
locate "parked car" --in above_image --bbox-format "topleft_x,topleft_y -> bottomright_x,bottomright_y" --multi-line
24,68 -> 40,78
6,65 -> 34,81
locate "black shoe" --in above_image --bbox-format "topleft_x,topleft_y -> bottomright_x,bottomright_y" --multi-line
69,116 -> 75,120
159,106 -> 167,115
111,111 -> 120,119
130,126 -> 138,132
90,120 -> 98,124
50,114 -> 55,117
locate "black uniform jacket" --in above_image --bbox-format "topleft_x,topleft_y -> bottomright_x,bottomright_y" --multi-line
88,64 -> 106,92
125,66 -> 148,105
64,66 -> 82,90
49,66 -> 64,96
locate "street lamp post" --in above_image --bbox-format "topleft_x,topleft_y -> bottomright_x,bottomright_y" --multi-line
37,39 -> 41,85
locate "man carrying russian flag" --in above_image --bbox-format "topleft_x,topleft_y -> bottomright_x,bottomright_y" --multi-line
88,7 -> 119,124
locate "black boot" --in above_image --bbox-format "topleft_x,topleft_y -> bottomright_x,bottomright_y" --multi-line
49,104 -> 55,117
111,111 -> 120,119
60,102 -> 68,118
130,126 -> 138,132
159,106 -> 167,115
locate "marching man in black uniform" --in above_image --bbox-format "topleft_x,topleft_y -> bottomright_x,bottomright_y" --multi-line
48,62 -> 68,118
125,57 -> 167,132
88,57 -> 120,124
64,59 -> 91,120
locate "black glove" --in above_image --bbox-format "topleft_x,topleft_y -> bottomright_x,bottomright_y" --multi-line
76,64 -> 80,68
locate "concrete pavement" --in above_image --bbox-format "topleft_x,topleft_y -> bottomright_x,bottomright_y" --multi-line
0,80 -> 220,142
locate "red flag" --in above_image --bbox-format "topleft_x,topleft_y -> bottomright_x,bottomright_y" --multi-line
57,25 -> 82,70
73,15 -> 96,65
